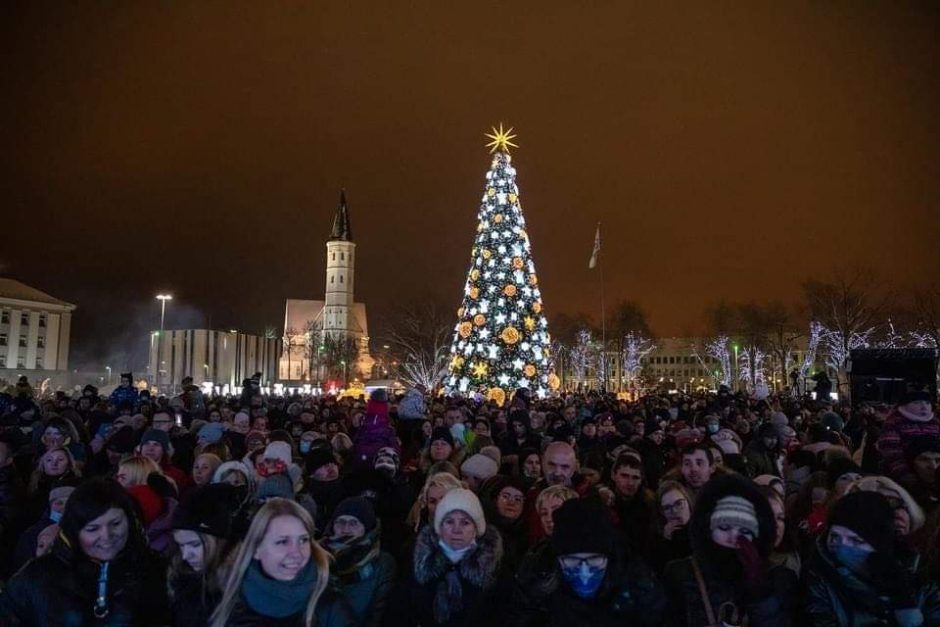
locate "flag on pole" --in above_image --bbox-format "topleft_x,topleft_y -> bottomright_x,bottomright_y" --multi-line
588,223 -> 601,269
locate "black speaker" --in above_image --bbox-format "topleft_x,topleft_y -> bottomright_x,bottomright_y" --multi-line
848,348 -> 938,404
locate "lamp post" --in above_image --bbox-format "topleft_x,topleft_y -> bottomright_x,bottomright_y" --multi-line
732,343 -> 740,392
105,366 -> 111,386
155,294 -> 173,388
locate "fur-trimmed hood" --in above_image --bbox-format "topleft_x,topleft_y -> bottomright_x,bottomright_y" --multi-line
413,524 -> 503,589
689,473 -> 776,559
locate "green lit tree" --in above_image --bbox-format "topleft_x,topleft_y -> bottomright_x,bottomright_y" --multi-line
445,125 -> 557,403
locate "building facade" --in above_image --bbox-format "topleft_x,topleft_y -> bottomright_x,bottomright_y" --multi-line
0,278 -> 75,373
279,191 -> 374,382
149,329 -> 281,393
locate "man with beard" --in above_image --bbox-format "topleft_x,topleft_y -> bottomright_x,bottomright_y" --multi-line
678,443 -> 717,501
607,453 -> 656,561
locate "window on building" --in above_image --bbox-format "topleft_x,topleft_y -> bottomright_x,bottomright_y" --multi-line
0,310 -> 8,324
17,357 -> 25,368
332,253 -> 335,260
0,333 -> 6,346
19,336 -> 27,348
21,312 -> 29,326
330,275 -> 334,284
39,314 -> 46,328
0,356 -> 5,368
35,357 -> 43,369
339,275 -> 344,283
341,252 -> 345,261
37,336 -> 45,348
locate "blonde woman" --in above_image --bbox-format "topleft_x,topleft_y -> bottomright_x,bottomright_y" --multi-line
535,484 -> 579,537
115,455 -> 163,488
210,498 -> 351,627
406,471 -> 463,532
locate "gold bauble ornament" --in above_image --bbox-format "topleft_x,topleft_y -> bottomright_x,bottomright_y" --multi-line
458,322 -> 473,338
548,373 -> 561,390
482,249 -> 492,259
457,306 -> 465,317
470,269 -> 480,281
512,257 -> 524,269
523,316 -> 536,331
487,387 -> 507,407
487,187 -> 496,197
532,302 -> 542,314
493,213 -> 503,223
503,284 -> 517,297
469,287 -> 480,300
500,326 -> 521,345
524,364 -> 536,377
508,192 -> 517,204
529,274 -> 538,286
473,314 -> 486,327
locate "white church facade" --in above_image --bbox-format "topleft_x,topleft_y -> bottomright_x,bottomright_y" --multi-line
278,191 -> 374,382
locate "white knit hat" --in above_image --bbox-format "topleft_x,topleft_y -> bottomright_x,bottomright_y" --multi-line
263,441 -> 292,466
460,453 -> 499,482
710,495 -> 759,538
434,488 -> 486,537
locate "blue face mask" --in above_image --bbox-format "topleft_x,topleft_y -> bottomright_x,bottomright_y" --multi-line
560,561 -> 607,599
49,510 -> 63,523
832,544 -> 872,574
299,441 -> 312,454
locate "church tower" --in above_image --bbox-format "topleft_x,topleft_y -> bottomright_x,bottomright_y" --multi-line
323,190 -> 355,338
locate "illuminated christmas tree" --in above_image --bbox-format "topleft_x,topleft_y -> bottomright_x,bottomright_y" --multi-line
445,125 -> 559,404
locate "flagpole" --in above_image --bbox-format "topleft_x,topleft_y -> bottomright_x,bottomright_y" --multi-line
598,222 -> 606,392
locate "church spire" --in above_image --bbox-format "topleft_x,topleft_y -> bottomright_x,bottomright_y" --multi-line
329,189 -> 353,241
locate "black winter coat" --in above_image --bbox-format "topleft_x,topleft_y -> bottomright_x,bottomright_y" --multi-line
507,538 -> 666,627
0,537 -> 169,626
395,525 -> 503,627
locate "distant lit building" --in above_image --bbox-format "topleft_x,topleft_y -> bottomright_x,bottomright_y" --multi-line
0,278 -> 76,374
149,329 -> 281,393
279,191 -> 374,382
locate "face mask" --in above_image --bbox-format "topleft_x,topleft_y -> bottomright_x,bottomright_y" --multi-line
49,510 -> 63,523
438,539 -> 476,563
560,562 -> 606,599
832,544 -> 872,574
299,441 -> 312,454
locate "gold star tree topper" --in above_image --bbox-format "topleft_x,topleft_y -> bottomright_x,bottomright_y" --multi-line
485,123 -> 519,154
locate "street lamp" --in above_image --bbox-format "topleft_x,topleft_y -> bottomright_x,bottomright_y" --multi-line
732,343 -> 740,391
155,294 -> 173,388
105,366 -> 111,385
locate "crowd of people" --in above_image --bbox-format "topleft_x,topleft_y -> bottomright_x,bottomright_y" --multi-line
0,370 -> 938,626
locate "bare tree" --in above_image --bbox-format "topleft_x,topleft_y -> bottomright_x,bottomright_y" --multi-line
622,332 -> 655,391
282,327 -> 306,381
606,300 -> 652,391
383,302 -> 452,389
803,270 -> 886,394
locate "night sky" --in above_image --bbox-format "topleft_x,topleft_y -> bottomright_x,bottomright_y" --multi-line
3,3 -> 938,369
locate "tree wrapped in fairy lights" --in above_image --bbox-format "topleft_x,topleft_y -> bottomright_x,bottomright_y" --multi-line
445,125 -> 559,404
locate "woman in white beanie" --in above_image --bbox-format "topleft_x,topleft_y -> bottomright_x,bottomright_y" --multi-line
398,487 -> 504,627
